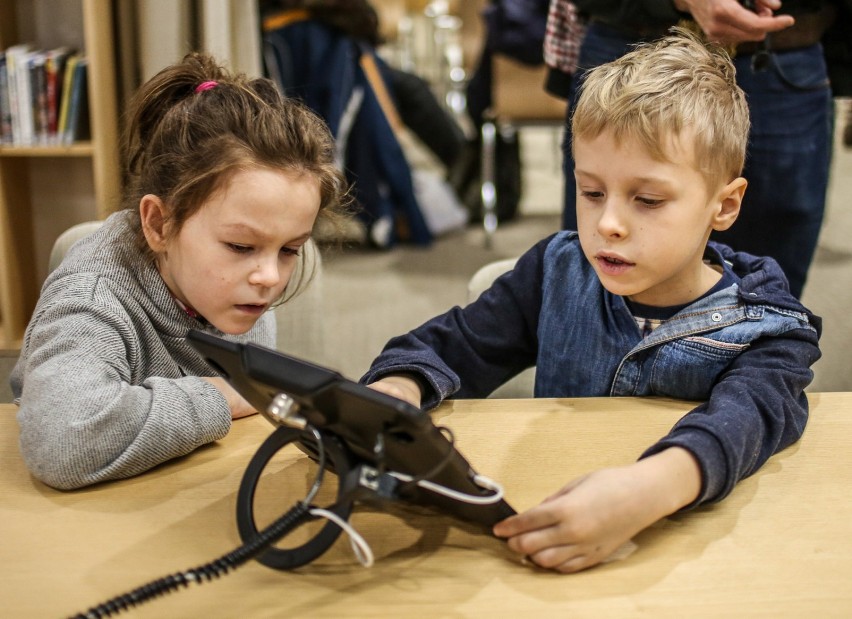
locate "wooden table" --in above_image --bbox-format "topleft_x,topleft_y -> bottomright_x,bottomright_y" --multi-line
2,395 -> 851,618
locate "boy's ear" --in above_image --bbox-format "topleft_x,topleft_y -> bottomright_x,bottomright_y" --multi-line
139,194 -> 169,252
712,177 -> 747,232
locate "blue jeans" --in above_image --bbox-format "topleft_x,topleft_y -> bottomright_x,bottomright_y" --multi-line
561,22 -> 833,298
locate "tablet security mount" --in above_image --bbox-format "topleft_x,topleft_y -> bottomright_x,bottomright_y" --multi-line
190,330 -> 516,571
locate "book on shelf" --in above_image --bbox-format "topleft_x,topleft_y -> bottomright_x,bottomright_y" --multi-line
0,44 -> 85,147
62,56 -> 89,145
45,47 -> 73,139
5,43 -> 33,146
0,51 -> 12,144
56,53 -> 79,142
29,52 -> 49,144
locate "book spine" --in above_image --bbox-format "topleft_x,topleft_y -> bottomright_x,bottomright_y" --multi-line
57,54 -> 79,142
0,53 -> 12,144
30,53 -> 49,145
14,51 -> 34,145
45,53 -> 58,141
6,47 -> 22,145
44,48 -> 72,144
63,57 -> 88,145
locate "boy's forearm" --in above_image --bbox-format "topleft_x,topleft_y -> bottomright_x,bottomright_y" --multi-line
631,447 -> 702,519
366,374 -> 423,408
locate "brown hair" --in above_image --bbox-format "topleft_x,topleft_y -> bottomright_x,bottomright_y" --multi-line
121,52 -> 348,259
571,27 -> 750,189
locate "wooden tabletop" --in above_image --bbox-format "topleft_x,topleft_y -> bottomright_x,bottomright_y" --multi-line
2,394 -> 851,618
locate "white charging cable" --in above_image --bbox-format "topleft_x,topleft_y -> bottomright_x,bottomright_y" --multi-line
309,507 -> 375,567
388,472 -> 505,505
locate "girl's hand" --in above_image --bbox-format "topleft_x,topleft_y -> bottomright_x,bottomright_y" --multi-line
493,447 -> 701,573
203,376 -> 258,419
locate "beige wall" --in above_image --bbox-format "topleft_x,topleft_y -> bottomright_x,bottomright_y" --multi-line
133,0 -> 261,81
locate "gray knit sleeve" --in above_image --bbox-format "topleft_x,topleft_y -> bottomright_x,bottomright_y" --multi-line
12,297 -> 233,490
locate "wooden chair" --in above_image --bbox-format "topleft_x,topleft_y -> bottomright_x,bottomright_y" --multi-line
480,55 -> 566,248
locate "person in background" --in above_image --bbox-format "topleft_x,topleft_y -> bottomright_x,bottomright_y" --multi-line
550,0 -> 839,299
10,52 -> 347,490
260,0 -> 468,176
363,29 -> 821,572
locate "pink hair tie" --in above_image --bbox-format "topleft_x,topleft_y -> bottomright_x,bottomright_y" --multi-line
195,80 -> 218,93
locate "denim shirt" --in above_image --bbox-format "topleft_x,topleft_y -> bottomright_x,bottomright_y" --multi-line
363,232 -> 822,508
536,232 -> 818,401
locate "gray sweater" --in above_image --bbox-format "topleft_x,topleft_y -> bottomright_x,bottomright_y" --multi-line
10,211 -> 275,490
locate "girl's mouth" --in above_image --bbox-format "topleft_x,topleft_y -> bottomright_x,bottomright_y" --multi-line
235,304 -> 266,315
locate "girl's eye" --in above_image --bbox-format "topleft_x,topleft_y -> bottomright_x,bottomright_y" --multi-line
227,243 -> 252,254
280,246 -> 301,257
579,190 -> 604,201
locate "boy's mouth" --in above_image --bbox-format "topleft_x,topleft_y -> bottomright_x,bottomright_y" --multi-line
595,253 -> 634,274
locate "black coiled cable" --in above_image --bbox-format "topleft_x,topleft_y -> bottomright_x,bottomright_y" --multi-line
69,501 -> 312,619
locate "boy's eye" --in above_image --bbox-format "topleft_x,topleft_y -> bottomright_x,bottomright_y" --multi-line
636,196 -> 664,208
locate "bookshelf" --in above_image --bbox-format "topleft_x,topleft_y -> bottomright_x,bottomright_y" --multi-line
0,0 -> 120,348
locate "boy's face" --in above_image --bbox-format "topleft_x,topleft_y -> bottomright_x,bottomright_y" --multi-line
574,130 -> 743,307
146,167 -> 320,334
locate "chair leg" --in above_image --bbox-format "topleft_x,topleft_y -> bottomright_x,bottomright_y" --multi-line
481,118 -> 498,249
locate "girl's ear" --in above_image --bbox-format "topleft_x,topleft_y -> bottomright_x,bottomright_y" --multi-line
139,194 -> 168,252
712,176 -> 747,232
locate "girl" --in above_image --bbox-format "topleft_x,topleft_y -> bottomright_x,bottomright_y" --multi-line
11,53 -> 347,490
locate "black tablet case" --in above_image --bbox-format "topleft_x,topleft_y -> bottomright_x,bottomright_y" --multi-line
188,330 -> 515,527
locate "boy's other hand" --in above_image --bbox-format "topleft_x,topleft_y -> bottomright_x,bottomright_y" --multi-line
367,375 -> 423,409
203,376 -> 258,419
493,447 -> 701,573
674,0 -> 795,44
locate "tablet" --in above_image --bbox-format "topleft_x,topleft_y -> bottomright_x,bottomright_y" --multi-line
187,330 -> 516,528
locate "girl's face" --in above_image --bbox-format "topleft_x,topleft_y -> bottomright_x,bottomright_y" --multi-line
142,167 -> 320,334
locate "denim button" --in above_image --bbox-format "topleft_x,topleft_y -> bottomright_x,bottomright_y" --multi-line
711,312 -> 723,322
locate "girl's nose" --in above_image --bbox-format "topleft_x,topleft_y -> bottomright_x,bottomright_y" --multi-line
249,256 -> 282,288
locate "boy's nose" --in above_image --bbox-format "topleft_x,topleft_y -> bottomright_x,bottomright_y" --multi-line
597,202 -> 628,238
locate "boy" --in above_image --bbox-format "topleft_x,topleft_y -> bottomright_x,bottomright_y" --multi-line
362,29 -> 821,572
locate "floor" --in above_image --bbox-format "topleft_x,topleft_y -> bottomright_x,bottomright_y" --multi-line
2,102 -> 851,403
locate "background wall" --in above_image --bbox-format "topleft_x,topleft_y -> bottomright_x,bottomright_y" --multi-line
130,0 -> 261,82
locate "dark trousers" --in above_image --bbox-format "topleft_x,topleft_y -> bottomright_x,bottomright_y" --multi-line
386,67 -> 466,170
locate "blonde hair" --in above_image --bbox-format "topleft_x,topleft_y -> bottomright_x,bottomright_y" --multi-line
571,27 -> 749,188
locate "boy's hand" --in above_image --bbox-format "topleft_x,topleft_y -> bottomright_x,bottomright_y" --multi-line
493,447 -> 701,573
202,376 -> 258,419
674,0 -> 795,44
367,374 -> 423,409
